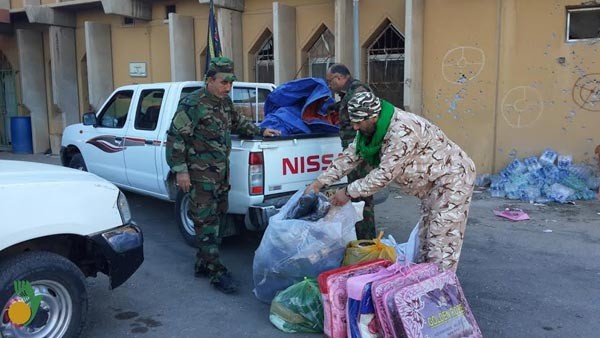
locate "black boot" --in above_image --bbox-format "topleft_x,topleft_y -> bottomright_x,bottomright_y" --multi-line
210,272 -> 238,294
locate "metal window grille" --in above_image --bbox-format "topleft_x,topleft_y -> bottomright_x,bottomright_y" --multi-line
367,23 -> 405,107
308,29 -> 335,79
255,36 -> 274,83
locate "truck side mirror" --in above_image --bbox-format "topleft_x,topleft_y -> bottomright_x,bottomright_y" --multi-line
82,112 -> 97,126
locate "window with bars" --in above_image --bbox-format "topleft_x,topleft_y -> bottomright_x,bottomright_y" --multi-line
307,29 -> 335,80
367,23 -> 405,107
255,36 -> 274,83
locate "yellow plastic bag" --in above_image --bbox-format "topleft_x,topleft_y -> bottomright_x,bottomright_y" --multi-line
342,231 -> 397,266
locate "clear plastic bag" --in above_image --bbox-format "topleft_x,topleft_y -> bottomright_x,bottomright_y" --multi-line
253,190 -> 359,303
269,277 -> 324,333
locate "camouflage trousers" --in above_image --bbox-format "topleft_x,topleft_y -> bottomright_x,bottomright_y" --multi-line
348,162 -> 376,240
188,181 -> 230,279
417,173 -> 475,272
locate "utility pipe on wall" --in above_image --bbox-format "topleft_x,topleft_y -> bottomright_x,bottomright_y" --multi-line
353,0 -> 360,79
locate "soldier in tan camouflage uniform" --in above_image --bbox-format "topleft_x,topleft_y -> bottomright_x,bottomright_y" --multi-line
325,64 -> 376,240
166,57 -> 280,293
307,92 -> 476,272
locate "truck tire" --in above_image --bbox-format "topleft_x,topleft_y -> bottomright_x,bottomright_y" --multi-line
175,191 -> 243,247
0,251 -> 88,338
175,190 -> 199,248
68,153 -> 87,171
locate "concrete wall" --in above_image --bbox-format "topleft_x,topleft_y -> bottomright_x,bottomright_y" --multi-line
241,0 -> 272,81
6,0 -> 599,169
334,0 -> 353,69
169,13 -> 195,81
16,29 -> 49,153
422,0 -> 600,173
85,21 -> 113,111
217,7 -> 243,80
49,26 -> 80,154
273,2 -> 296,85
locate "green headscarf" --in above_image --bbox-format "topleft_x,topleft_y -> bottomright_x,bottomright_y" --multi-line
355,99 -> 394,167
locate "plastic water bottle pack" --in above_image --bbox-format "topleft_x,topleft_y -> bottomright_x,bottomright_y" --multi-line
489,148 -> 599,203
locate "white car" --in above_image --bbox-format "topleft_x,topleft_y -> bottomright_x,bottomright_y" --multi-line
0,160 -> 144,338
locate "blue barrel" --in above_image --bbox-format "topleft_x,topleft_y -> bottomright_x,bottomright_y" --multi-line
10,116 -> 33,154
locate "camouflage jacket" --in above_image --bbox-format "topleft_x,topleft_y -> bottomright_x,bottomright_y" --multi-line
166,87 -> 261,182
317,107 -> 476,200
338,79 -> 371,148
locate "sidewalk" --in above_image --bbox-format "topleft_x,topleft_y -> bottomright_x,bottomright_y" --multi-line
0,150 -> 61,165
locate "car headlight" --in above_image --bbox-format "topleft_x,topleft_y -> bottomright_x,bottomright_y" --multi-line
117,191 -> 132,224
101,225 -> 142,253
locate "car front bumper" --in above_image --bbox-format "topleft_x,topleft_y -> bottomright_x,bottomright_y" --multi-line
90,223 -> 144,289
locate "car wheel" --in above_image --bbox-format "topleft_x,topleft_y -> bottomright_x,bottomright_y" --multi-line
68,153 -> 87,171
175,190 -> 199,248
0,251 -> 87,338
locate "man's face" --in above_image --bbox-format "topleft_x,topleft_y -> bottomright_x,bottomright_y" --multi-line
352,115 -> 379,136
326,71 -> 348,93
206,73 -> 233,98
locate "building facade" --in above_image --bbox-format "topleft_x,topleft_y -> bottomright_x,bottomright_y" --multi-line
0,0 -> 598,175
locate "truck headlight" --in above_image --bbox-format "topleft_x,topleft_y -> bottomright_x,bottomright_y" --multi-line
117,191 -> 132,224
101,225 -> 142,253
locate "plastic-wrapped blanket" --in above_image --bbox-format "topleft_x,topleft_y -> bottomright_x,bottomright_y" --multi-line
253,190 -> 359,303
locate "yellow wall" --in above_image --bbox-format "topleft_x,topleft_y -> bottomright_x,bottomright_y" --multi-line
10,0 -> 23,10
241,0 -> 272,81
422,0 -> 600,173
493,0 -> 600,170
360,0 -> 405,82
422,0 -> 499,174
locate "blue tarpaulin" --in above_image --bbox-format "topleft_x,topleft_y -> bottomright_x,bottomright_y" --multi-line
259,78 -> 339,136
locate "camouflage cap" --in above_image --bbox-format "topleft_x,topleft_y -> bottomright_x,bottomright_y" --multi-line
208,56 -> 237,81
348,92 -> 382,122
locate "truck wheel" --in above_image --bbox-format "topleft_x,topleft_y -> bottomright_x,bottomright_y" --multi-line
68,153 -> 87,171
0,251 -> 88,338
174,191 -> 243,247
175,190 -> 199,248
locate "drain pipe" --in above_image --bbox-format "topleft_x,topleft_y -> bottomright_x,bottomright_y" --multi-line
353,0 -> 360,79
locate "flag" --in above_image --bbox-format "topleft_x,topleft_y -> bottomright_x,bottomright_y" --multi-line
205,0 -> 223,75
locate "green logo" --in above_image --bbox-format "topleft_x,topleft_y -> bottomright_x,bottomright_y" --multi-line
7,280 -> 42,326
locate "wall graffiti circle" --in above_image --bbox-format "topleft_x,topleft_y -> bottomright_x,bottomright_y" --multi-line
442,47 -> 485,84
572,73 -> 600,112
501,86 -> 544,128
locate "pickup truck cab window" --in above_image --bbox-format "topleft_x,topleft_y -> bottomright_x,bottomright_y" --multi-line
134,89 -> 165,131
180,86 -> 202,101
232,86 -> 268,123
97,90 -> 134,128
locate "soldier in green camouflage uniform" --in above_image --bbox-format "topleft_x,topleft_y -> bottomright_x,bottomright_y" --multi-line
325,64 -> 376,240
166,57 -> 281,293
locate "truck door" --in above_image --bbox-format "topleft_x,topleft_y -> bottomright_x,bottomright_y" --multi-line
123,86 -> 169,193
84,89 -> 134,186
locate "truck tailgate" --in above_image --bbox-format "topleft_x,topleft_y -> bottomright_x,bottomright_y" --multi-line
261,135 -> 345,196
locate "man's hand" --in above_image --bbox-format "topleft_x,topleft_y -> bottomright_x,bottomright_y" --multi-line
262,128 -> 281,137
330,187 -> 351,206
176,172 -> 192,193
304,180 -> 324,195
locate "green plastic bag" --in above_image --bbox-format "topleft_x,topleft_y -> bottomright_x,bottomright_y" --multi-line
269,277 -> 324,333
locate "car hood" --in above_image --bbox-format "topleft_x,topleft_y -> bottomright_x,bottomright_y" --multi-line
0,160 -> 113,187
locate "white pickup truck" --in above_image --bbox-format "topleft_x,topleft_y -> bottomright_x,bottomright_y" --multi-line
61,81 -> 347,246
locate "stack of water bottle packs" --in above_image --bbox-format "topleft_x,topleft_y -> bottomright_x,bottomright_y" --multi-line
489,148 -> 600,203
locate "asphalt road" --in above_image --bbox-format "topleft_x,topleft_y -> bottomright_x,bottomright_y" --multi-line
78,188 -> 600,338
2,153 -> 600,337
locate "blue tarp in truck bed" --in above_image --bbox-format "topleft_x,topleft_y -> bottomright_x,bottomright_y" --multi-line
259,78 -> 339,136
